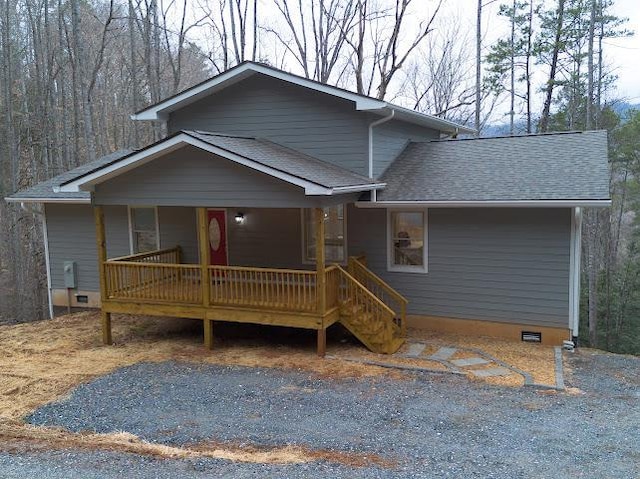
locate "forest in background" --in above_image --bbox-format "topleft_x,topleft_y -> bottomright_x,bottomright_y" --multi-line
1,0 -> 639,354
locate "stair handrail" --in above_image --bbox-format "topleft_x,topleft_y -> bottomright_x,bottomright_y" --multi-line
334,265 -> 395,318
348,256 -> 408,335
335,264 -> 397,348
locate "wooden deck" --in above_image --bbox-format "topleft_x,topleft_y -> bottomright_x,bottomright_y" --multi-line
104,255 -> 337,330
94,207 -> 408,356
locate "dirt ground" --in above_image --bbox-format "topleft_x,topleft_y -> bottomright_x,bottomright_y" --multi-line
0,311 -> 558,466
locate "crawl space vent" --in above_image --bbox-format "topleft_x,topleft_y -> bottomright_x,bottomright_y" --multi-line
521,331 -> 542,343
75,295 -> 89,304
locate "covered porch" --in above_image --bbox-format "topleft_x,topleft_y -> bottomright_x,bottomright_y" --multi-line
67,131 -> 406,355
95,205 -> 407,356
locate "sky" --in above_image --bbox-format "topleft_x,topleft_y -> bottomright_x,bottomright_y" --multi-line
448,0 -> 640,105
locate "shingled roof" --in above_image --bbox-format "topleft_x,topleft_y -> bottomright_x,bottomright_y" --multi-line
7,130 -> 383,202
5,149 -> 134,203
377,130 -> 610,203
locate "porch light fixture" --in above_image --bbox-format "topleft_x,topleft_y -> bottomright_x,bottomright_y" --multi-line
235,212 -> 245,225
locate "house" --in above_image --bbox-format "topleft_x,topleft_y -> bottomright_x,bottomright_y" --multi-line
5,62 -> 610,355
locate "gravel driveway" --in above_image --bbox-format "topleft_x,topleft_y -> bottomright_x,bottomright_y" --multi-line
2,350 -> 639,478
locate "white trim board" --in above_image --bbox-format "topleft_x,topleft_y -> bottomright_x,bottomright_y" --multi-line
42,206 -> 54,319
4,197 -> 90,204
569,207 -> 583,337
356,200 -> 612,208
129,62 -> 475,135
56,133 -> 383,196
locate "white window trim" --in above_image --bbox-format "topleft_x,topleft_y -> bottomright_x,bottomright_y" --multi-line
300,206 -> 348,265
387,208 -> 428,274
127,206 -> 160,254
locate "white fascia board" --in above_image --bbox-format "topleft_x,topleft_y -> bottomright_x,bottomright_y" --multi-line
4,196 -> 91,204
131,63 -> 385,121
332,183 -> 386,194
356,199 -> 612,208
57,134 -> 334,196
389,106 -> 476,135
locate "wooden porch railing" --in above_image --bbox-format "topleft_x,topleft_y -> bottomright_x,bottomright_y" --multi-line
348,256 -> 408,335
335,265 -> 396,344
209,265 -> 318,312
105,261 -> 202,303
108,246 -> 182,264
325,265 -> 340,311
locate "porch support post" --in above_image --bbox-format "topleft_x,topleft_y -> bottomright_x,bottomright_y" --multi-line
315,207 -> 326,357
94,205 -> 111,345
197,207 -> 213,349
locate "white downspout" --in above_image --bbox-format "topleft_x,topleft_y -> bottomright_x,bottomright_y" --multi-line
569,207 -> 583,339
368,109 -> 395,201
21,202 -> 54,319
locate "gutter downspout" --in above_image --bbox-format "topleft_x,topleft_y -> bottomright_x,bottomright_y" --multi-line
570,207 -> 583,343
21,202 -> 54,320
368,109 -> 395,201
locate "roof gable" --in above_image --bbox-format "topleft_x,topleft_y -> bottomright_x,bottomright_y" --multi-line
131,62 -> 475,135
57,131 -> 384,196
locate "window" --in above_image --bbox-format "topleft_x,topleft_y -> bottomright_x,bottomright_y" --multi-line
302,205 -> 346,263
129,206 -> 159,253
388,210 -> 427,272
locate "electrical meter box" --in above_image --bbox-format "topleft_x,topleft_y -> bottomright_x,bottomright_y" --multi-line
63,261 -> 77,289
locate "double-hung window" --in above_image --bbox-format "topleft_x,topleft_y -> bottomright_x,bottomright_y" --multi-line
388,210 -> 427,273
302,205 -> 346,263
129,206 -> 159,253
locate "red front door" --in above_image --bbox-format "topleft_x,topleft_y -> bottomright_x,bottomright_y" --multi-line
208,209 -> 228,266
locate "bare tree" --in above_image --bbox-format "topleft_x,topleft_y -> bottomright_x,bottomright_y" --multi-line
538,0 -> 565,133
373,0 -> 443,100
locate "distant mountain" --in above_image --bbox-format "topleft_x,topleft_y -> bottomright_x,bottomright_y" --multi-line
611,101 -> 640,119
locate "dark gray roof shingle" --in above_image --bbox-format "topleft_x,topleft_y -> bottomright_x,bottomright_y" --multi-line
185,131 -> 377,189
6,149 -> 134,201
378,130 -> 610,202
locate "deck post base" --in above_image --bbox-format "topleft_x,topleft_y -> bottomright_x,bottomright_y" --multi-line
101,311 -> 112,345
317,328 -> 326,357
204,319 -> 214,350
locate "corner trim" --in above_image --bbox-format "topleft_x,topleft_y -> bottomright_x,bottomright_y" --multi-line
42,206 -> 54,319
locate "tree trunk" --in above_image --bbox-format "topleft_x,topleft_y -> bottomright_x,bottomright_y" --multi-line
475,0 -> 482,135
539,0 -> 565,133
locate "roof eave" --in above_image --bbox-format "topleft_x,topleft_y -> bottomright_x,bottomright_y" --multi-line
4,196 -> 91,204
355,199 -> 612,208
386,106 -> 476,135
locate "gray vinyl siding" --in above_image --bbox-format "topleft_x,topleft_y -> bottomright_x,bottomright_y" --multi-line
158,207 -> 199,263
45,204 -> 129,291
227,208 -> 308,269
93,145 -> 352,208
46,205 -> 202,291
45,204 -> 313,291
372,118 -> 439,178
348,206 -> 571,328
168,75 -> 371,176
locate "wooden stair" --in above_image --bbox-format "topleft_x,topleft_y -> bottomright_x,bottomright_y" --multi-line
329,260 -> 408,355
339,300 -> 404,354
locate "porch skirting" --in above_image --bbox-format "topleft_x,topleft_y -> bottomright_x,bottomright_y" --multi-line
407,314 -> 570,346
